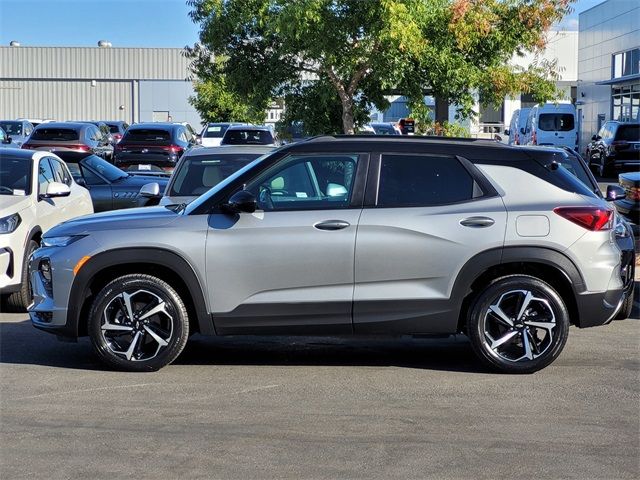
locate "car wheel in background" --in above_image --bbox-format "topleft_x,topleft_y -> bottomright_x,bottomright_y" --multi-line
88,274 -> 189,372
467,275 -> 570,374
5,239 -> 39,312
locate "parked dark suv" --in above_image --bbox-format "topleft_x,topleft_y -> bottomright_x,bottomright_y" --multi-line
30,136 -> 631,373
22,122 -> 114,160
586,121 -> 640,177
113,123 -> 196,172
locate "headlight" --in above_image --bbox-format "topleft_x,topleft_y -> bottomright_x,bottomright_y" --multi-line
0,213 -> 21,234
41,235 -> 85,247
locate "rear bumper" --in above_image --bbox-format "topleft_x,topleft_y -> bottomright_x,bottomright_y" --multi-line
575,288 -> 625,328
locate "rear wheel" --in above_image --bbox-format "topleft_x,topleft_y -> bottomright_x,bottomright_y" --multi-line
614,286 -> 634,320
467,275 -> 570,374
88,274 -> 189,371
6,239 -> 38,312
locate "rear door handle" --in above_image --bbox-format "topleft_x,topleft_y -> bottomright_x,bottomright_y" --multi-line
314,220 -> 350,231
460,216 -> 495,228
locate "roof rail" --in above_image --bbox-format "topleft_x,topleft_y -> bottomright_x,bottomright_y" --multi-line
303,134 -> 507,145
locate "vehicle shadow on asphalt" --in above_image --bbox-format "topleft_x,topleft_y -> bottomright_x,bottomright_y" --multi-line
0,319 -> 489,373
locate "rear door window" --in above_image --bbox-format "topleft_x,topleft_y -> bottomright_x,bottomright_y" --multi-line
377,154 -> 474,207
538,114 -> 575,132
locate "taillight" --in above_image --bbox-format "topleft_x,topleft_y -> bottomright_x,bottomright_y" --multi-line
21,143 -> 35,149
67,144 -> 91,152
554,207 -> 613,231
162,145 -> 183,154
626,187 -> 640,201
113,133 -> 122,142
532,131 -> 537,145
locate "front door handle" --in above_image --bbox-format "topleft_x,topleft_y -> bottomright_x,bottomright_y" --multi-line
314,220 -> 350,231
460,216 -> 495,228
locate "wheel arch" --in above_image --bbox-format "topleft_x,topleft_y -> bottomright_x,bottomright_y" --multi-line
68,248 -> 213,338
454,246 -> 585,333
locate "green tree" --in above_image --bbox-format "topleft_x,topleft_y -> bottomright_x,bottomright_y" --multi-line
187,0 -> 573,134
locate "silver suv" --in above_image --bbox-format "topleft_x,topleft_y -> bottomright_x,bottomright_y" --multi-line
29,137 -> 629,373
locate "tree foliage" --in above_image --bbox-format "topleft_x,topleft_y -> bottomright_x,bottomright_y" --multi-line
187,0 -> 573,133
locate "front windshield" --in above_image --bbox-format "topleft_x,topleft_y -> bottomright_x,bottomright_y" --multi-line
0,156 -> 32,195
81,155 -> 128,182
184,153 -> 271,214
203,124 -> 230,138
170,152 -> 263,196
0,121 -> 22,136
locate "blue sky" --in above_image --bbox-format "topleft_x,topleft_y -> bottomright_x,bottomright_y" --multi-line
0,0 -> 606,48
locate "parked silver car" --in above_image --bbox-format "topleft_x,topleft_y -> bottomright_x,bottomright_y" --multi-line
29,136 -> 629,373
158,146 -> 273,206
0,120 -> 34,147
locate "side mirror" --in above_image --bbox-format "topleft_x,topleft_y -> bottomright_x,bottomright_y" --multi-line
2,135 -> 12,144
195,135 -> 202,145
223,190 -> 256,213
605,185 -> 626,201
504,129 -> 510,136
75,176 -> 87,187
520,127 -> 526,135
40,182 -> 71,199
139,182 -> 161,198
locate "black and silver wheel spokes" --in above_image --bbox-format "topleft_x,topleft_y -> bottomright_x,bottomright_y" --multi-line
101,289 -> 173,362
483,289 -> 556,363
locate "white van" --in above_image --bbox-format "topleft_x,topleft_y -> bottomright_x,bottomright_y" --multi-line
505,108 -> 531,145
523,103 -> 578,149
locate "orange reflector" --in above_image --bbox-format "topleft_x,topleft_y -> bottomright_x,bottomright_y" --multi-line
73,256 -> 91,276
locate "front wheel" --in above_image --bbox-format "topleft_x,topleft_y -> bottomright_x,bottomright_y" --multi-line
88,274 -> 189,371
467,275 -> 570,374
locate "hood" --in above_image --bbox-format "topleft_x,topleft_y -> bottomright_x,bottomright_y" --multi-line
121,174 -> 170,188
45,205 -> 181,237
159,195 -> 197,206
0,195 -> 32,218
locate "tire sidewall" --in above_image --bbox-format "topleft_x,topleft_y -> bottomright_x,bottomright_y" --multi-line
468,276 -> 570,374
88,275 -> 188,372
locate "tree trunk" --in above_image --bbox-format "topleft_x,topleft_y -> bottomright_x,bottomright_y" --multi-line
341,97 -> 355,134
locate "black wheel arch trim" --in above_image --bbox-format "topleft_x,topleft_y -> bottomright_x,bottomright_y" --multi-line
66,247 -> 213,338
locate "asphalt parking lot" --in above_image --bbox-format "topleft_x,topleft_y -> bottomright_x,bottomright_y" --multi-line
1,288 -> 638,480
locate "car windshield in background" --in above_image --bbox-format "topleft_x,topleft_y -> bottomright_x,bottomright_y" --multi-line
223,129 -> 274,145
616,125 -> 640,141
0,121 -> 22,136
170,153 -> 262,196
203,125 -> 230,138
0,156 -> 32,195
538,114 -> 575,132
82,155 -> 128,182
31,128 -> 79,141
124,129 -> 171,143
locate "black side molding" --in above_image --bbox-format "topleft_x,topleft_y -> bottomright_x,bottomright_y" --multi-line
66,248 -> 213,338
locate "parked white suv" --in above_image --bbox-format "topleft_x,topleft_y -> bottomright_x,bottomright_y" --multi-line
0,149 -> 93,309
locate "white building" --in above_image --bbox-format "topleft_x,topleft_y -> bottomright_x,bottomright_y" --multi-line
576,0 -> 639,153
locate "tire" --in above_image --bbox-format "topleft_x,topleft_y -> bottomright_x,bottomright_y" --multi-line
5,239 -> 39,312
88,274 -> 189,372
614,286 -> 634,321
467,275 -> 570,374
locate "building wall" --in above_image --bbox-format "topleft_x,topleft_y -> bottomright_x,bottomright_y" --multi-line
0,79 -> 133,122
577,0 -> 640,153
138,80 -> 201,127
0,46 -> 203,126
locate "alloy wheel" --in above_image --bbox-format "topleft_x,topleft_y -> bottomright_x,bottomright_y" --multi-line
100,289 -> 174,362
481,289 -> 556,363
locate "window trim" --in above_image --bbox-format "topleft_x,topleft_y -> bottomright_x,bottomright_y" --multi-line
365,152 -> 498,209
208,152 -> 370,214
